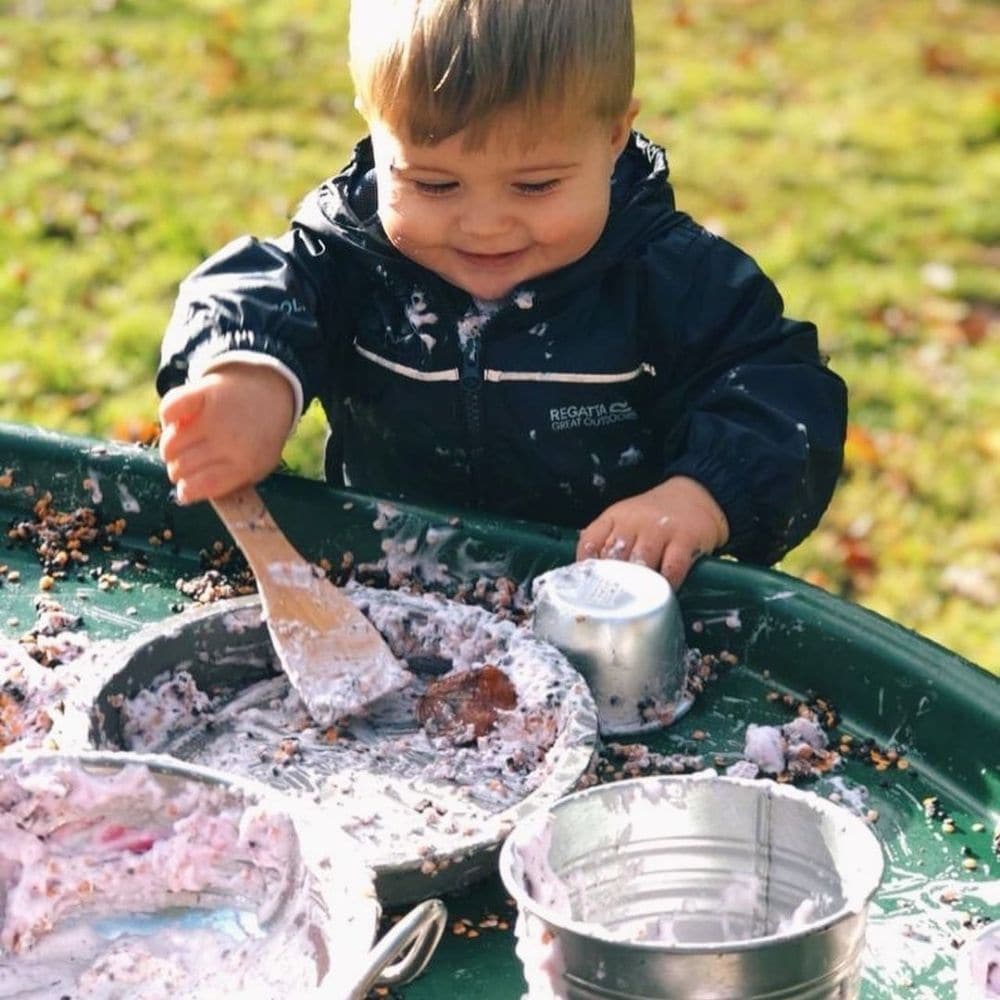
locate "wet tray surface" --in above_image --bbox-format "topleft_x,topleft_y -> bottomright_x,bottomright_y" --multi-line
1,423 -> 998,999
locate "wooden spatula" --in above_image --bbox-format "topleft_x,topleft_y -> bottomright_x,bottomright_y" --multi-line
210,485 -> 410,726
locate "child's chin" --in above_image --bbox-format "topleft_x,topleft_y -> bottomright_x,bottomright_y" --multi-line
453,275 -> 523,301
433,260 -> 533,300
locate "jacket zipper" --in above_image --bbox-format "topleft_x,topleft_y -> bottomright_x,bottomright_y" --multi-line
457,305 -> 501,505
460,359 -> 484,503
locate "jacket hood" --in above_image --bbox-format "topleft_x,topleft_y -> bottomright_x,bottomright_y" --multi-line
292,131 -> 681,304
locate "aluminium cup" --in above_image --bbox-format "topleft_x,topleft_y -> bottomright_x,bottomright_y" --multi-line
531,559 -> 690,735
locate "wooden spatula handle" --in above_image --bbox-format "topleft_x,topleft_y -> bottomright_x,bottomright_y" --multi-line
210,485 -> 300,576
207,483 -> 411,723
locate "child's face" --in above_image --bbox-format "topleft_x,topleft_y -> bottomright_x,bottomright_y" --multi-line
368,105 -> 636,300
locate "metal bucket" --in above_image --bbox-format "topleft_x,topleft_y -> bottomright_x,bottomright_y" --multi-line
0,751 -> 445,999
531,560 -> 691,736
499,773 -> 885,1000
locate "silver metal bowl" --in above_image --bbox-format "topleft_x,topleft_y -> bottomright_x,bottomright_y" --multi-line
0,751 -> 445,999
80,590 -> 598,907
531,559 -> 691,735
499,773 -> 885,1000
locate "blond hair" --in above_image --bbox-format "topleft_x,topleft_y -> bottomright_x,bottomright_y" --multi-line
349,0 -> 634,145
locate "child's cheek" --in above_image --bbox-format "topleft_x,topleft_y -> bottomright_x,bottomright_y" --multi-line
377,203 -> 407,249
382,199 -> 440,257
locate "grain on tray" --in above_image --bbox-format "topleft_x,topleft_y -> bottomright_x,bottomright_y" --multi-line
7,493 -> 127,578
14,595 -> 89,669
174,528 -> 532,623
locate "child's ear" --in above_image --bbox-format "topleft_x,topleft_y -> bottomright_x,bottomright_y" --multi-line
610,98 -> 641,156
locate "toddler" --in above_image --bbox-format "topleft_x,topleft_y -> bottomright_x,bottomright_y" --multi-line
158,0 -> 847,589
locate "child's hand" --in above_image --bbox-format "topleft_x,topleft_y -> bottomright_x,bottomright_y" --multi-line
158,363 -> 295,504
576,476 -> 729,590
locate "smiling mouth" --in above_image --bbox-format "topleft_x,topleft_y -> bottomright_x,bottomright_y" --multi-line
456,248 -> 527,269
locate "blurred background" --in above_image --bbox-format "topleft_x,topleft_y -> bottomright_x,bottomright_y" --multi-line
1,0 -> 997,671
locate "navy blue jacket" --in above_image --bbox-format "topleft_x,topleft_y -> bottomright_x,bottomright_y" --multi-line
158,133 -> 847,565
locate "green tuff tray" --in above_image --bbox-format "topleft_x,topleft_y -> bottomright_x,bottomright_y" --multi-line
1,421 -> 997,999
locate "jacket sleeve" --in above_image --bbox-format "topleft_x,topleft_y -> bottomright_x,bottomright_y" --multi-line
156,226 -> 345,415
643,222 -> 848,565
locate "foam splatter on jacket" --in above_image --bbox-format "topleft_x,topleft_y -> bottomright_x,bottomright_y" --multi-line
158,132 -> 847,565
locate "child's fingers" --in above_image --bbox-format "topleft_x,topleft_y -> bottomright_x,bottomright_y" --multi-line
629,536 -> 666,571
600,531 -> 635,561
576,516 -> 613,562
164,438 -> 215,486
659,538 -> 702,591
159,383 -> 207,429
172,459 -> 236,506
158,420 -> 207,466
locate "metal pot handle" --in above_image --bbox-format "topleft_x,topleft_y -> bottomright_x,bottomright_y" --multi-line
346,898 -> 448,999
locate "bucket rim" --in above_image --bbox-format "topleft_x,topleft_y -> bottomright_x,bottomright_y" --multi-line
498,772 -> 886,953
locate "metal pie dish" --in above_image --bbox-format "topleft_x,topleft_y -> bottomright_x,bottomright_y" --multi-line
0,750 -> 446,1000
83,588 -> 599,906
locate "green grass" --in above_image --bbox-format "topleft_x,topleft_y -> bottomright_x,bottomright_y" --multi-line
2,0 -> 998,672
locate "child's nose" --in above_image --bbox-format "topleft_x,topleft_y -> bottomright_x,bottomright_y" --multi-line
457,200 -> 511,238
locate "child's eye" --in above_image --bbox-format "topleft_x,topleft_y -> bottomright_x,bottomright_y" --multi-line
414,180 -> 458,195
514,180 -> 559,195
